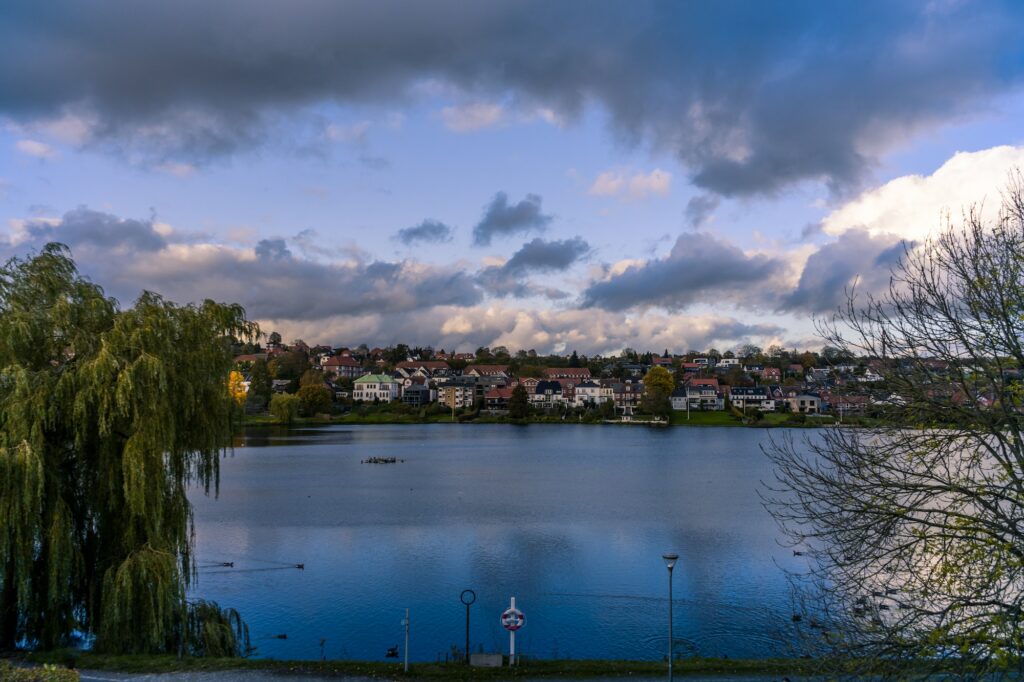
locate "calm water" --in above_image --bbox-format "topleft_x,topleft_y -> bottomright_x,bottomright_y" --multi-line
189,424 -> 808,662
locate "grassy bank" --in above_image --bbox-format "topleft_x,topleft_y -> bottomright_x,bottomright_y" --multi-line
22,652 -> 816,679
241,411 -> 835,429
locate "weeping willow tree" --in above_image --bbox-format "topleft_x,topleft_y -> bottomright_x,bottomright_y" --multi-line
0,243 -> 256,654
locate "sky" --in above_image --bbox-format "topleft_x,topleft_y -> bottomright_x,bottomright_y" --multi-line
2,0 -> 1024,355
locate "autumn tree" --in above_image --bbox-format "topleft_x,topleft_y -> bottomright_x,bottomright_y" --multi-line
0,244 -> 254,654
297,383 -> 332,417
640,366 -> 674,418
765,174 -> 1024,679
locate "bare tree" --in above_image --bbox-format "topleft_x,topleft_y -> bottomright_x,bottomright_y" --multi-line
764,172 -> 1024,680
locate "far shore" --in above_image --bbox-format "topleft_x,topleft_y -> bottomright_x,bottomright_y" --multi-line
237,410 -> 843,430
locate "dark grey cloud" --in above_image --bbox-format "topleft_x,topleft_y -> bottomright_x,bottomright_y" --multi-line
396,219 -> 454,245
781,229 -> 909,313
9,1 -> 1016,193
684,194 -> 720,228
472,192 -> 552,246
477,236 -> 589,298
7,208 -> 481,320
21,207 -> 167,252
581,232 -> 784,311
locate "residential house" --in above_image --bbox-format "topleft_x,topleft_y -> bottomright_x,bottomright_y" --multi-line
484,387 -> 515,412
652,356 -> 674,368
574,380 -> 613,407
671,385 -> 724,411
531,380 -> 565,409
543,367 -> 591,403
439,381 -> 477,410
718,358 -> 740,367
784,392 -> 821,414
761,367 -> 782,382
323,355 -> 366,379
353,374 -> 400,402
395,360 -> 451,380
434,374 -> 477,405
729,386 -> 775,411
610,381 -> 643,415
465,364 -> 510,380
401,383 -> 434,407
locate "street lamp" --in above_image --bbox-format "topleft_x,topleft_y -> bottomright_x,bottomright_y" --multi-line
662,553 -> 679,682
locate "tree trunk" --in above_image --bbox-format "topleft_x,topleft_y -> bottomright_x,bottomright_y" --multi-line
0,555 -> 18,650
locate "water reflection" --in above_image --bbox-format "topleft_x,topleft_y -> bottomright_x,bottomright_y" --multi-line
191,424 -> 806,661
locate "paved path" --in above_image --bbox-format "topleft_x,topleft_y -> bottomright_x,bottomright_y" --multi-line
78,672 -> 802,682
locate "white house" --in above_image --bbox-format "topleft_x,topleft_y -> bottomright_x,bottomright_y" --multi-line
353,374 -> 400,402
574,380 -> 613,407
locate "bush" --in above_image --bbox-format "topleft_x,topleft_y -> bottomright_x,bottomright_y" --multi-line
296,384 -> 332,417
0,661 -> 79,682
269,393 -> 300,424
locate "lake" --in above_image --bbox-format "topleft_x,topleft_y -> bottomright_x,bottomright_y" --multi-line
189,424 -> 808,662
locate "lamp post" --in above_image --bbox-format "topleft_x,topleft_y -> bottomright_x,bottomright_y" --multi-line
662,553 -> 678,682
460,589 -> 476,664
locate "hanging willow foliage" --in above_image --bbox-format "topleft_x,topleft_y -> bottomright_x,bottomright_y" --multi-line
0,243 -> 258,654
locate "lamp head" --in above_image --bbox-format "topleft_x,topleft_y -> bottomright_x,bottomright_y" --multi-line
662,553 -> 679,570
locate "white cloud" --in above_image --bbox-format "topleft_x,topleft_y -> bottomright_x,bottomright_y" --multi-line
440,102 -> 503,133
15,139 -> 57,159
155,162 -> 196,177
588,171 -> 625,196
628,169 -> 672,198
822,145 -> 1024,241
588,168 -> 672,199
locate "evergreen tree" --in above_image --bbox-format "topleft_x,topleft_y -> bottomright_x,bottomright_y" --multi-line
0,244 -> 255,654
508,384 -> 530,419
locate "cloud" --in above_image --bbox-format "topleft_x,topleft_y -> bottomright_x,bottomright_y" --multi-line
781,229 -> 909,314
5,208 -> 482,320
472,192 -> 552,246
14,207 -> 167,252
821,145 -> 1024,241
581,231 -> 785,311
628,169 -> 671,198
588,168 -> 672,199
396,219 -> 454,245
266,303 -> 786,357
440,102 -> 503,132
588,171 -> 625,197
15,139 -> 57,159
155,161 -> 196,177
3,2 -> 1022,193
684,193 -> 720,228
477,236 -> 589,298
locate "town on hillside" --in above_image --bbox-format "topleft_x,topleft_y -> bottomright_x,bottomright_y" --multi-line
231,335 -> 1012,422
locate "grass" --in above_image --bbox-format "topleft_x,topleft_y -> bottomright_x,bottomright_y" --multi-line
21,652 -> 817,679
240,408 -> 837,429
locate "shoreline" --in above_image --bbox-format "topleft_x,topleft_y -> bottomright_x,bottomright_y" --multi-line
17,653 -> 817,680
237,413 -> 839,430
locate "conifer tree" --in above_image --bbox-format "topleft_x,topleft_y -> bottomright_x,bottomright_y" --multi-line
0,244 -> 256,654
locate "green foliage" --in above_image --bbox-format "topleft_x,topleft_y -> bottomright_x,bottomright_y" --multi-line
0,661 -> 79,681
184,600 -> 251,658
0,244 -> 256,654
508,384 -> 530,419
640,366 -> 674,418
296,384 -> 332,417
269,393 -> 300,424
245,360 -> 272,408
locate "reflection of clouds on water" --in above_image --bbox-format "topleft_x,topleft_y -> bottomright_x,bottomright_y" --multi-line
191,424 -> 811,661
